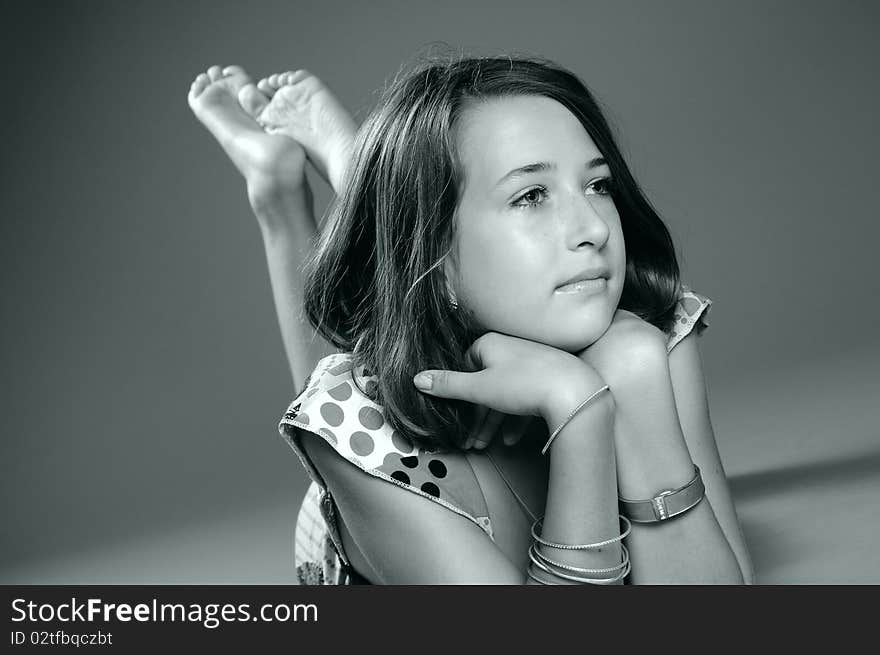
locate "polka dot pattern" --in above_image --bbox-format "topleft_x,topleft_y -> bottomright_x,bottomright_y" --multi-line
279,351 -> 506,583
358,406 -> 384,430
665,287 -> 712,354
320,402 -> 344,427
391,430 -> 413,454
349,431 -> 375,456
421,482 -> 440,497
328,361 -> 353,376
428,459 -> 447,478
328,382 -> 352,401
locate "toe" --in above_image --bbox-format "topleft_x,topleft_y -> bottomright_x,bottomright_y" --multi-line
268,73 -> 281,87
189,73 -> 211,97
238,83 -> 270,119
189,75 -> 209,97
222,65 -> 247,77
257,78 -> 277,97
292,69 -> 312,84
207,65 -> 223,81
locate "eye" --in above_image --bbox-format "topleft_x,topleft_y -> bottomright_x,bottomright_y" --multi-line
586,176 -> 614,196
511,186 -> 547,209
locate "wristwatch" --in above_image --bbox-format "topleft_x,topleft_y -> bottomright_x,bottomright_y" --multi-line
618,465 -> 705,523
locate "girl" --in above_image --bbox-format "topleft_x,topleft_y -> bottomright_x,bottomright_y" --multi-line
188,55 -> 754,584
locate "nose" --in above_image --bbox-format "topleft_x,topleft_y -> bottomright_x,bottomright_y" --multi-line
560,190 -> 611,251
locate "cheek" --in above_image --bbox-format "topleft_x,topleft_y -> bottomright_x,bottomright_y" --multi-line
457,225 -> 549,303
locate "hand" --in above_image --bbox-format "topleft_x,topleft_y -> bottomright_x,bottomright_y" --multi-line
464,406 -> 535,451
413,332 -> 604,425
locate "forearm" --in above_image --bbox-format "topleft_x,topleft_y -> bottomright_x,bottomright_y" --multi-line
251,183 -> 335,393
613,360 -> 743,584
528,389 -> 622,584
667,336 -> 755,583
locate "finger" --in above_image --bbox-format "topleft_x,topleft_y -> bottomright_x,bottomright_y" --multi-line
465,404 -> 490,450
413,369 -> 483,404
502,415 -> 532,446
473,410 -> 505,450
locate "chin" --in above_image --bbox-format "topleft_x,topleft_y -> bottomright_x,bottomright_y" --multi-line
566,308 -> 619,351
545,324 -> 607,354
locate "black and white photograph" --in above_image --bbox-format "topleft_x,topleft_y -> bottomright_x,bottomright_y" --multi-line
2,0 -> 878,591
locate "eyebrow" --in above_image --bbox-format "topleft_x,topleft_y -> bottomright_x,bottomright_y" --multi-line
495,157 -> 608,187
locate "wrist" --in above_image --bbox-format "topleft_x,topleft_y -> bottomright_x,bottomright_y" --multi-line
541,360 -> 609,422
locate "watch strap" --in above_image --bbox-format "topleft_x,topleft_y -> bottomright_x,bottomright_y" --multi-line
618,465 -> 705,523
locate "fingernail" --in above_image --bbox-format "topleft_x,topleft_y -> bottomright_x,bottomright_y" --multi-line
413,372 -> 433,390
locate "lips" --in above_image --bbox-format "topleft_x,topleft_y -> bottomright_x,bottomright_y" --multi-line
555,277 -> 607,294
556,267 -> 609,289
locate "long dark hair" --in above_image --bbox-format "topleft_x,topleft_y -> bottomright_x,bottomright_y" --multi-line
303,54 -> 681,450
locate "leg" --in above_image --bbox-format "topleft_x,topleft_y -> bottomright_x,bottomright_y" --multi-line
187,64 -> 340,392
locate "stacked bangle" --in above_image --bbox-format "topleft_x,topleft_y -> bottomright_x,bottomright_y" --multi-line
527,515 -> 632,585
528,546 -> 631,585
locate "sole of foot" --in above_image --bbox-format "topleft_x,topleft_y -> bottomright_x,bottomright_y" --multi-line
188,64 -> 307,186
244,69 -> 357,194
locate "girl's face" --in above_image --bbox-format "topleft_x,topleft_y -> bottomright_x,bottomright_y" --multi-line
446,95 -> 626,352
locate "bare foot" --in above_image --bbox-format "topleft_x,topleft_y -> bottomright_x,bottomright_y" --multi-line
187,64 -> 308,196
240,69 -> 357,195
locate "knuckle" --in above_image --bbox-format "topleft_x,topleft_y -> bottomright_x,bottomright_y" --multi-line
471,331 -> 497,356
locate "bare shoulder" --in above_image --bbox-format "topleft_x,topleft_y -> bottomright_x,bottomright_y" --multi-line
297,429 -> 524,584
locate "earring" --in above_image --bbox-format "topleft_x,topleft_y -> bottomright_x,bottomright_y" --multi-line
448,293 -> 459,310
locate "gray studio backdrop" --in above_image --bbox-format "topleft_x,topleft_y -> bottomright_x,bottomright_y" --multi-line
2,0 -> 878,583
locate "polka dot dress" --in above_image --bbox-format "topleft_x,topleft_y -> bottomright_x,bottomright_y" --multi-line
279,354 -> 493,585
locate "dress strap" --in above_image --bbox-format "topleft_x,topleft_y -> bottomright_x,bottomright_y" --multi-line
485,451 -> 539,524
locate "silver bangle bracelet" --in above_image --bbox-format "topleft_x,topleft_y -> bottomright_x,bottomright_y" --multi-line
528,546 -> 631,585
529,542 -> 630,575
541,385 -> 611,455
531,514 -> 632,550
